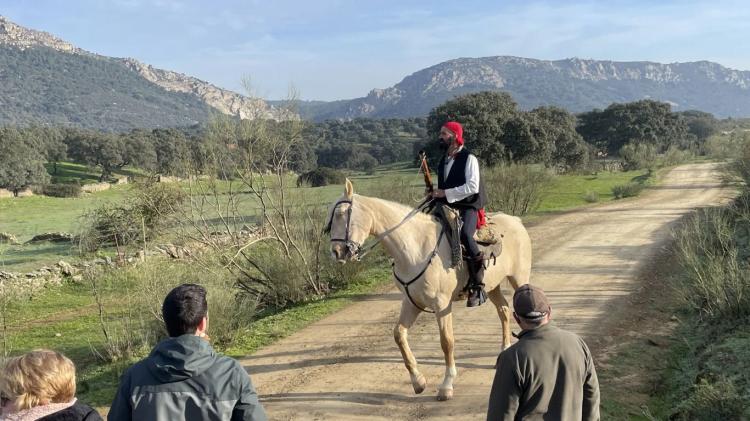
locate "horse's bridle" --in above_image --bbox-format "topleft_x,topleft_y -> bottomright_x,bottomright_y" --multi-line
324,199 -> 364,260
324,196 -> 434,261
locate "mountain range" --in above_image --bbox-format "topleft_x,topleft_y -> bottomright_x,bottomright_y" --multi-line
0,15 -> 290,131
290,56 -> 750,120
2,15 -> 750,130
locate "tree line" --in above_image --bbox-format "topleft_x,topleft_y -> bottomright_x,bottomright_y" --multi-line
0,93 -> 723,195
421,92 -> 719,170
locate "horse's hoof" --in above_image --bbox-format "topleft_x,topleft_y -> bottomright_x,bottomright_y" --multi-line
437,388 -> 453,401
412,374 -> 427,394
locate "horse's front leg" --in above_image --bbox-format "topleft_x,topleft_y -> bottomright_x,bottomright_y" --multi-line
435,297 -> 457,401
488,287 -> 512,351
394,298 -> 427,394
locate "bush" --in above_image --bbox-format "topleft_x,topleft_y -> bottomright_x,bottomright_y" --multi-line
78,182 -> 185,252
704,132 -> 750,160
38,182 -> 82,198
661,145 -> 693,167
582,190 -> 599,203
611,182 -> 644,199
672,378 -> 746,420
297,167 -> 346,187
131,182 -> 187,231
673,196 -> 750,319
619,142 -> 657,171
86,257 -> 258,362
728,141 -> 750,186
482,164 -> 553,216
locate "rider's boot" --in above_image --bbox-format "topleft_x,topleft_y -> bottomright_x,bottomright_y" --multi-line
466,253 -> 487,307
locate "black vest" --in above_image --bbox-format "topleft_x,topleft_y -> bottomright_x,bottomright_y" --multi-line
437,148 -> 486,210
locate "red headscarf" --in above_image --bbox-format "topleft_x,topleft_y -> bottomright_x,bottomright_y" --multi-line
442,121 -> 464,145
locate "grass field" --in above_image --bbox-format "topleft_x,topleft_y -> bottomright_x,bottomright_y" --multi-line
0,161 -> 656,272
45,162 -> 142,184
0,187 -> 126,271
536,168 -> 658,213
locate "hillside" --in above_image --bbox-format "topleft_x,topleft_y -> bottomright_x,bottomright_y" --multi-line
0,15 -> 289,130
300,56 -> 750,120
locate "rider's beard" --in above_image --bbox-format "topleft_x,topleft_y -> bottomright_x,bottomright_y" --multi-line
438,140 -> 449,151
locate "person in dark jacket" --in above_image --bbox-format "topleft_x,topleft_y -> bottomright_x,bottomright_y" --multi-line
0,349 -> 102,421
108,284 -> 266,421
487,284 -> 600,421
432,121 -> 489,307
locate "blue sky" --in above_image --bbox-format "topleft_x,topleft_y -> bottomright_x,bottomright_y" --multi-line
3,0 -> 749,100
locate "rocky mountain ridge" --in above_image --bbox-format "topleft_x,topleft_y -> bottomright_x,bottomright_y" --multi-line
0,15 -> 290,124
0,15 -> 83,53
119,58 -> 294,120
301,56 -> 750,120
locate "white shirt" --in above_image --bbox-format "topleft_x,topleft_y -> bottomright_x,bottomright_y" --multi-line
443,147 -> 480,203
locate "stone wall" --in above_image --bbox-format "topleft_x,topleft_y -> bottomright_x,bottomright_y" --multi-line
81,182 -> 111,193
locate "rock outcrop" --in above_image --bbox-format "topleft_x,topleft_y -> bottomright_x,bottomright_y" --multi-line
0,15 -> 82,53
120,58 -> 295,121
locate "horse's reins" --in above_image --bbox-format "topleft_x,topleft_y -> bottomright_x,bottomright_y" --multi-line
324,196 -> 441,313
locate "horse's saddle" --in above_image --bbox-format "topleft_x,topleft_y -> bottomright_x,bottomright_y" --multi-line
430,204 -> 503,268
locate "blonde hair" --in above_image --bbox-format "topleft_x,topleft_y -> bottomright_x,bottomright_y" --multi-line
0,349 -> 76,410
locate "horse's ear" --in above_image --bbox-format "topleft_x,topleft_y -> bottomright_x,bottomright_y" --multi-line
345,178 -> 354,199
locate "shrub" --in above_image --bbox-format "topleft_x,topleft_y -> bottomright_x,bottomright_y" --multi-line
86,257 -> 258,362
661,145 -> 694,167
482,164 -> 553,216
78,182 -> 185,252
582,190 -> 599,203
38,182 -> 82,198
131,181 -> 187,231
611,182 -> 644,199
619,142 -> 657,171
728,141 -> 750,186
673,196 -> 750,319
672,378 -> 746,420
704,132 -> 750,160
297,167 -> 346,187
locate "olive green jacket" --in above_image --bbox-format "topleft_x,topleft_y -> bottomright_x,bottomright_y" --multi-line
487,323 -> 600,421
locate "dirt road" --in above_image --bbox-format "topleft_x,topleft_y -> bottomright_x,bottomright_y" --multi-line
242,163 -> 733,420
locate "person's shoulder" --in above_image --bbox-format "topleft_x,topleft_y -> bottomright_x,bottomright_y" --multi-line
36,402 -> 103,421
75,402 -> 104,421
497,342 -> 523,364
213,353 -> 249,376
551,326 -> 593,351
122,357 -> 150,376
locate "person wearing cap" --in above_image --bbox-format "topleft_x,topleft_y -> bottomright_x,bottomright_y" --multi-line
486,284 -> 600,421
432,121 -> 489,307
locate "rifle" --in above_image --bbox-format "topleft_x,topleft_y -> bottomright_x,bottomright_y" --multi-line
418,150 -> 434,194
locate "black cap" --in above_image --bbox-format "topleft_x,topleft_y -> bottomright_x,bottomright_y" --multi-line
513,284 -> 550,320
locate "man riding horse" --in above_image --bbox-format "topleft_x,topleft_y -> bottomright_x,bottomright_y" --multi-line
430,121 -> 488,307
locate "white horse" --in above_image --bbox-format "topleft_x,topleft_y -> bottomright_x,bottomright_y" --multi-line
326,180 -> 532,401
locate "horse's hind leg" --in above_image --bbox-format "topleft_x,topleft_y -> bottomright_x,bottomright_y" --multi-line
435,297 -> 456,401
488,286 -> 512,351
394,298 -> 427,394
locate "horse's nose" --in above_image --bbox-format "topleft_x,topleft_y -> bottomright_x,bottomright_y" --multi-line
331,243 -> 347,263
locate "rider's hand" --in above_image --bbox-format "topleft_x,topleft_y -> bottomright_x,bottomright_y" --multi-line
432,189 -> 446,199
